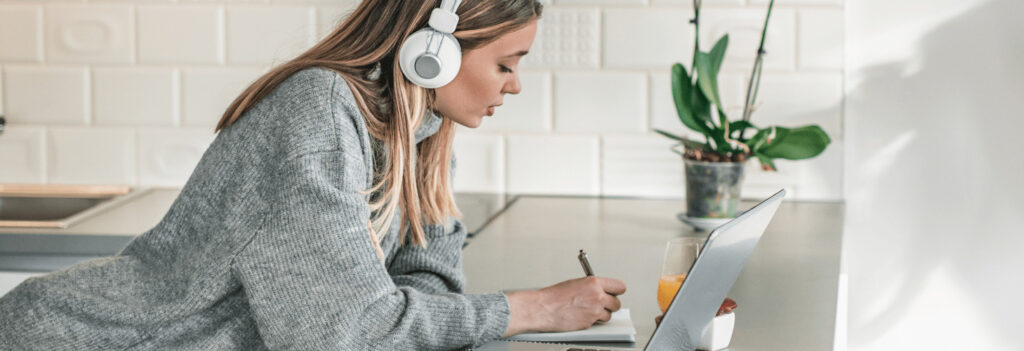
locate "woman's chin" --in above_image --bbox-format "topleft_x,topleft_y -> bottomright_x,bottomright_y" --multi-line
452,115 -> 484,129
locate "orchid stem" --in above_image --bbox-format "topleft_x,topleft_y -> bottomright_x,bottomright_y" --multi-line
739,0 -> 774,142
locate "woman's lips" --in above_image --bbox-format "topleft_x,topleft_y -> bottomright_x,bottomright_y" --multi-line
486,106 -> 495,116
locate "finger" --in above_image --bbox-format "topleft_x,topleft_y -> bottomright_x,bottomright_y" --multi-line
601,293 -> 622,312
598,277 -> 627,296
720,305 -> 735,315
595,309 -> 613,324
723,297 -> 737,310
717,298 -> 738,315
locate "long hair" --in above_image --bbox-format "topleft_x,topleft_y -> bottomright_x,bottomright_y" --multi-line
215,0 -> 543,247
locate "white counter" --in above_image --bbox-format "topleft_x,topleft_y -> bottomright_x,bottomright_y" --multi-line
0,189 -> 513,271
462,196 -> 844,350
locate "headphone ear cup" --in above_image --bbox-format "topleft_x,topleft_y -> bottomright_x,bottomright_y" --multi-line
398,28 -> 462,89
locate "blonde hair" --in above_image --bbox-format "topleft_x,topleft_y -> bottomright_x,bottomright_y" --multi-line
215,0 -> 543,247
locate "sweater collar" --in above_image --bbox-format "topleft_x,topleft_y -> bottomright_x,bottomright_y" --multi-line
414,109 -> 443,144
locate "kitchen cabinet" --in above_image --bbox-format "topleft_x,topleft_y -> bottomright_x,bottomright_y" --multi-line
0,271 -> 42,296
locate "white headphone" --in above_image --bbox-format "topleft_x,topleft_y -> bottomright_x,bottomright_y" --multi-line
398,0 -> 464,89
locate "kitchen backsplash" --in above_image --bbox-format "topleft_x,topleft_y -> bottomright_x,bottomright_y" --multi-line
0,0 -> 843,201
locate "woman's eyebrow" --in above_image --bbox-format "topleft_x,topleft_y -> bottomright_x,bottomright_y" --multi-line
504,50 -> 529,58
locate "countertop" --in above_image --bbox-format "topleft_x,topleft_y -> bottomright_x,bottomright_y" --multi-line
462,196 -> 844,350
0,188 -> 180,237
0,188 -> 179,271
0,188 -> 515,271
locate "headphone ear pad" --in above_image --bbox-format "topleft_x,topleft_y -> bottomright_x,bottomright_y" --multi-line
398,28 -> 463,89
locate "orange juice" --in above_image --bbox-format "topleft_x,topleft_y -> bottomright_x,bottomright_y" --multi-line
657,274 -> 687,312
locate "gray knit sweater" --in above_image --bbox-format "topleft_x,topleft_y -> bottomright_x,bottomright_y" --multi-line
0,67 -> 511,350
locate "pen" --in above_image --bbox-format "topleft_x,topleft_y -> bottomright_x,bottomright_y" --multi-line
578,249 -> 595,277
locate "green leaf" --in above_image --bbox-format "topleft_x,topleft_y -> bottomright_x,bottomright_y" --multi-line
692,52 -> 733,129
759,125 -> 832,160
754,152 -> 777,171
658,129 -> 714,151
746,127 -> 771,152
729,120 -> 758,139
696,35 -> 729,128
691,82 -> 713,127
707,126 -> 732,154
708,34 -> 729,82
670,63 -> 710,135
654,129 -> 712,152
715,108 -> 730,132
694,54 -> 720,108
654,128 -> 683,141
682,138 -> 711,152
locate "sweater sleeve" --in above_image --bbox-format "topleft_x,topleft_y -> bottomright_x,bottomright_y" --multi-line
229,151 -> 510,350
388,154 -> 471,295
388,217 -> 470,295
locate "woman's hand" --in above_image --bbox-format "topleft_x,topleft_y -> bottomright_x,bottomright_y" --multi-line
503,276 -> 627,337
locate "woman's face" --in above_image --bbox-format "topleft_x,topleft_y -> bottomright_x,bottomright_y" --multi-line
434,19 -> 539,128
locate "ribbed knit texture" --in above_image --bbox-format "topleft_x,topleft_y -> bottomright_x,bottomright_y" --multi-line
0,67 -> 511,350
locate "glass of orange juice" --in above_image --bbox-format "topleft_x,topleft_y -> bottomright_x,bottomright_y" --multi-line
657,237 -> 705,313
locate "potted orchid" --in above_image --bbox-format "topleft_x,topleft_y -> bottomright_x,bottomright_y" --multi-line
656,0 -> 831,220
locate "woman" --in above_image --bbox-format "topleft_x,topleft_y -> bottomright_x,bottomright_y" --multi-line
0,1 -> 626,349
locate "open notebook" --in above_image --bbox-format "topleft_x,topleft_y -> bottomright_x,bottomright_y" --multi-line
504,309 -> 637,343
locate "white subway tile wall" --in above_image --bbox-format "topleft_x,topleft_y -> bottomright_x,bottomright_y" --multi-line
0,69 -> 4,119
601,135 -> 684,198
47,127 -> 135,185
180,67 -> 267,128
225,6 -> 315,65
507,134 -> 599,195
754,72 -> 843,138
137,128 -> 216,186
699,8 -> 796,71
92,67 -> 177,126
603,8 -> 693,69
553,71 -> 647,133
0,127 -> 46,184
44,5 -> 134,64
452,134 -> 506,193
4,65 -> 89,125
751,0 -> 840,4
0,5 -> 43,62
797,8 -> 844,70
0,0 -> 843,201
137,5 -> 224,64
314,2 -> 360,39
522,8 -> 600,69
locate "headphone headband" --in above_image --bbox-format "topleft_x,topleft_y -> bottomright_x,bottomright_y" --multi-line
398,0 -> 465,89
429,8 -> 459,34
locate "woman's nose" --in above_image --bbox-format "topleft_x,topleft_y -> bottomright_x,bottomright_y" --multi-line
504,75 -> 522,95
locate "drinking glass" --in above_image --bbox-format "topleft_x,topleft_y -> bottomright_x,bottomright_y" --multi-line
657,237 -> 705,313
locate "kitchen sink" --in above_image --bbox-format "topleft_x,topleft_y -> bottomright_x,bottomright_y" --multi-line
0,185 -> 141,228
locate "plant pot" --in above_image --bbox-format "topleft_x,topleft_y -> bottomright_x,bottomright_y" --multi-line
684,159 -> 745,218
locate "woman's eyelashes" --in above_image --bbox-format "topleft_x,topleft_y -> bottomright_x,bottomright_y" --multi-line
499,64 -> 514,73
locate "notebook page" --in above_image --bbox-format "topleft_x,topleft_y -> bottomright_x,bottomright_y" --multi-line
505,309 -> 637,343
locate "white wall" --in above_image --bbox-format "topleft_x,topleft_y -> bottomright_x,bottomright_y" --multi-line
845,0 -> 1024,349
0,0 -> 844,201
